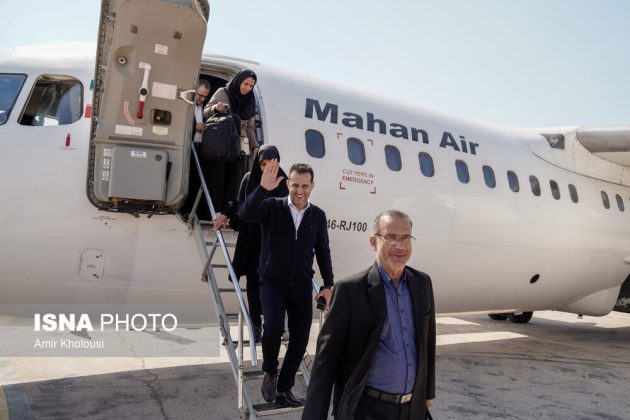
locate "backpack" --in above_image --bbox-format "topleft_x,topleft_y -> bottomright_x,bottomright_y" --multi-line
200,109 -> 242,162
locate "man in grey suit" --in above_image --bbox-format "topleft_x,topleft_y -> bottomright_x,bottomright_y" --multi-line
302,210 -> 436,419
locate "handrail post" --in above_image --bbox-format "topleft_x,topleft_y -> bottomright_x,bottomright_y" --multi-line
187,187 -> 204,230
238,311 -> 245,414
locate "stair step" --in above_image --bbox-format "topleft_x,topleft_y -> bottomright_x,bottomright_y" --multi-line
199,220 -> 236,231
212,264 -> 228,269
199,220 -> 237,228
205,241 -> 236,247
243,369 -> 264,379
226,337 -> 287,349
253,402 -> 304,417
218,288 -> 247,293
227,339 -> 255,348
242,366 -> 302,379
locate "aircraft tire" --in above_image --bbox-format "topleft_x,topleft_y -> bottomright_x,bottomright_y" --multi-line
508,311 -> 533,323
488,313 -> 509,321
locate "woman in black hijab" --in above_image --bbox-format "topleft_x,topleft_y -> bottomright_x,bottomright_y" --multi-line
225,70 -> 257,120
201,70 -> 260,217
205,69 -> 260,158
221,145 -> 288,341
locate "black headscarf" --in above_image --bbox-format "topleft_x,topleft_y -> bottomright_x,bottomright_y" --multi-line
225,69 -> 257,120
232,145 -> 288,277
245,144 -> 288,197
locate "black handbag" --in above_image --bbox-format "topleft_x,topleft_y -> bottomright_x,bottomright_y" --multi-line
427,408 -> 433,419
200,109 -> 241,162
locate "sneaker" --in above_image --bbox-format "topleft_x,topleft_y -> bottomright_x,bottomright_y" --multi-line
275,389 -> 302,407
261,372 -> 277,402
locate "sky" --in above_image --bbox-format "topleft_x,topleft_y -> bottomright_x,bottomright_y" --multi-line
1,0 -> 629,127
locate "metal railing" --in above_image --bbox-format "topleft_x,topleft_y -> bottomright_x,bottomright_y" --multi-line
187,142 -> 326,417
188,142 -> 258,367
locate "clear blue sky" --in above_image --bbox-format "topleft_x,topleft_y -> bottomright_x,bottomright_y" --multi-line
1,0 -> 629,126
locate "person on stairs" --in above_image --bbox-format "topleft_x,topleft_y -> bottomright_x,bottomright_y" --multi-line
239,161 -> 334,408
214,145 -> 289,343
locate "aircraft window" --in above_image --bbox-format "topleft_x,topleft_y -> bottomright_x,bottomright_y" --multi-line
418,152 -> 434,177
601,191 -> 610,209
616,194 -> 625,211
507,170 -> 519,192
305,129 -> 325,158
549,180 -> 561,200
384,145 -> 402,171
18,74 -> 83,126
529,175 -> 541,196
0,73 -> 27,125
347,137 -> 366,165
455,160 -> 470,184
568,184 -> 579,203
482,165 -> 496,188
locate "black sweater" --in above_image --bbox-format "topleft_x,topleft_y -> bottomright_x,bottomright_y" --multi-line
229,172 -> 288,277
239,185 -> 334,288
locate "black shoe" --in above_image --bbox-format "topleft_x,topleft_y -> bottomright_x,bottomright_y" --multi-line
253,326 -> 262,343
275,389 -> 302,407
261,372 -> 277,402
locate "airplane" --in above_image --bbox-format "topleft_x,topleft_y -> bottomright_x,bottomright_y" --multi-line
1,0 -> 629,335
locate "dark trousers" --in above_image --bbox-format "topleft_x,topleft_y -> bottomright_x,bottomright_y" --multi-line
260,278 -> 312,392
245,268 -> 262,328
201,159 -> 240,214
355,394 -> 411,420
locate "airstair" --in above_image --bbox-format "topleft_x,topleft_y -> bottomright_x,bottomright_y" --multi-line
186,144 -> 321,418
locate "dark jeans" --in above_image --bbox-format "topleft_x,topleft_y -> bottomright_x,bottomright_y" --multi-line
245,268 -> 262,328
355,394 -> 411,420
260,278 -> 312,392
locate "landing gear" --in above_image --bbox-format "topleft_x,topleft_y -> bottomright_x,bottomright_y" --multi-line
507,311 -> 533,323
488,311 -> 534,323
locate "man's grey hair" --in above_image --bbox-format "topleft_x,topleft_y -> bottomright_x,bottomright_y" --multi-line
372,210 -> 413,234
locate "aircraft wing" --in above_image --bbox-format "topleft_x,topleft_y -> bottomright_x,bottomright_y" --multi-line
576,126 -> 630,167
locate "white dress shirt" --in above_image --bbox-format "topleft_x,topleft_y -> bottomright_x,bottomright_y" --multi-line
287,195 -> 310,231
193,104 -> 203,143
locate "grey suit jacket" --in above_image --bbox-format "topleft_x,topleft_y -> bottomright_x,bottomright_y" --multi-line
302,263 -> 436,419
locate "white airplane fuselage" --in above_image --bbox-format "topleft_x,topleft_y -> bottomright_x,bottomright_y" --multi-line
1,44 -> 629,322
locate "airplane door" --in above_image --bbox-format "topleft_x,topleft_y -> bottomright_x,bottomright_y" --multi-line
88,0 -> 209,214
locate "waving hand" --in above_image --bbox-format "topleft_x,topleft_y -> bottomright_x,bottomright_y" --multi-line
260,159 -> 284,191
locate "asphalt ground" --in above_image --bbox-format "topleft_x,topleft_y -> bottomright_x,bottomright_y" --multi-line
1,310 -> 629,419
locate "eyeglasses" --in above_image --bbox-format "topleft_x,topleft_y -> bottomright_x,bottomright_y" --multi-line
374,234 -> 415,244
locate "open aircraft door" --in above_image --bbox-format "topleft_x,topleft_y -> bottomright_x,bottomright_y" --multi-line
88,0 -> 209,214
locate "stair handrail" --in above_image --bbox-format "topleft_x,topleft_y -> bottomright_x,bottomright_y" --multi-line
189,142 -> 258,366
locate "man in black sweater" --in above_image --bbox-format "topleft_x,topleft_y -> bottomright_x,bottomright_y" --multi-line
240,160 -> 334,407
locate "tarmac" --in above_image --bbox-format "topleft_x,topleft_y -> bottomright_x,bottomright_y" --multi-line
1,310 -> 630,419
